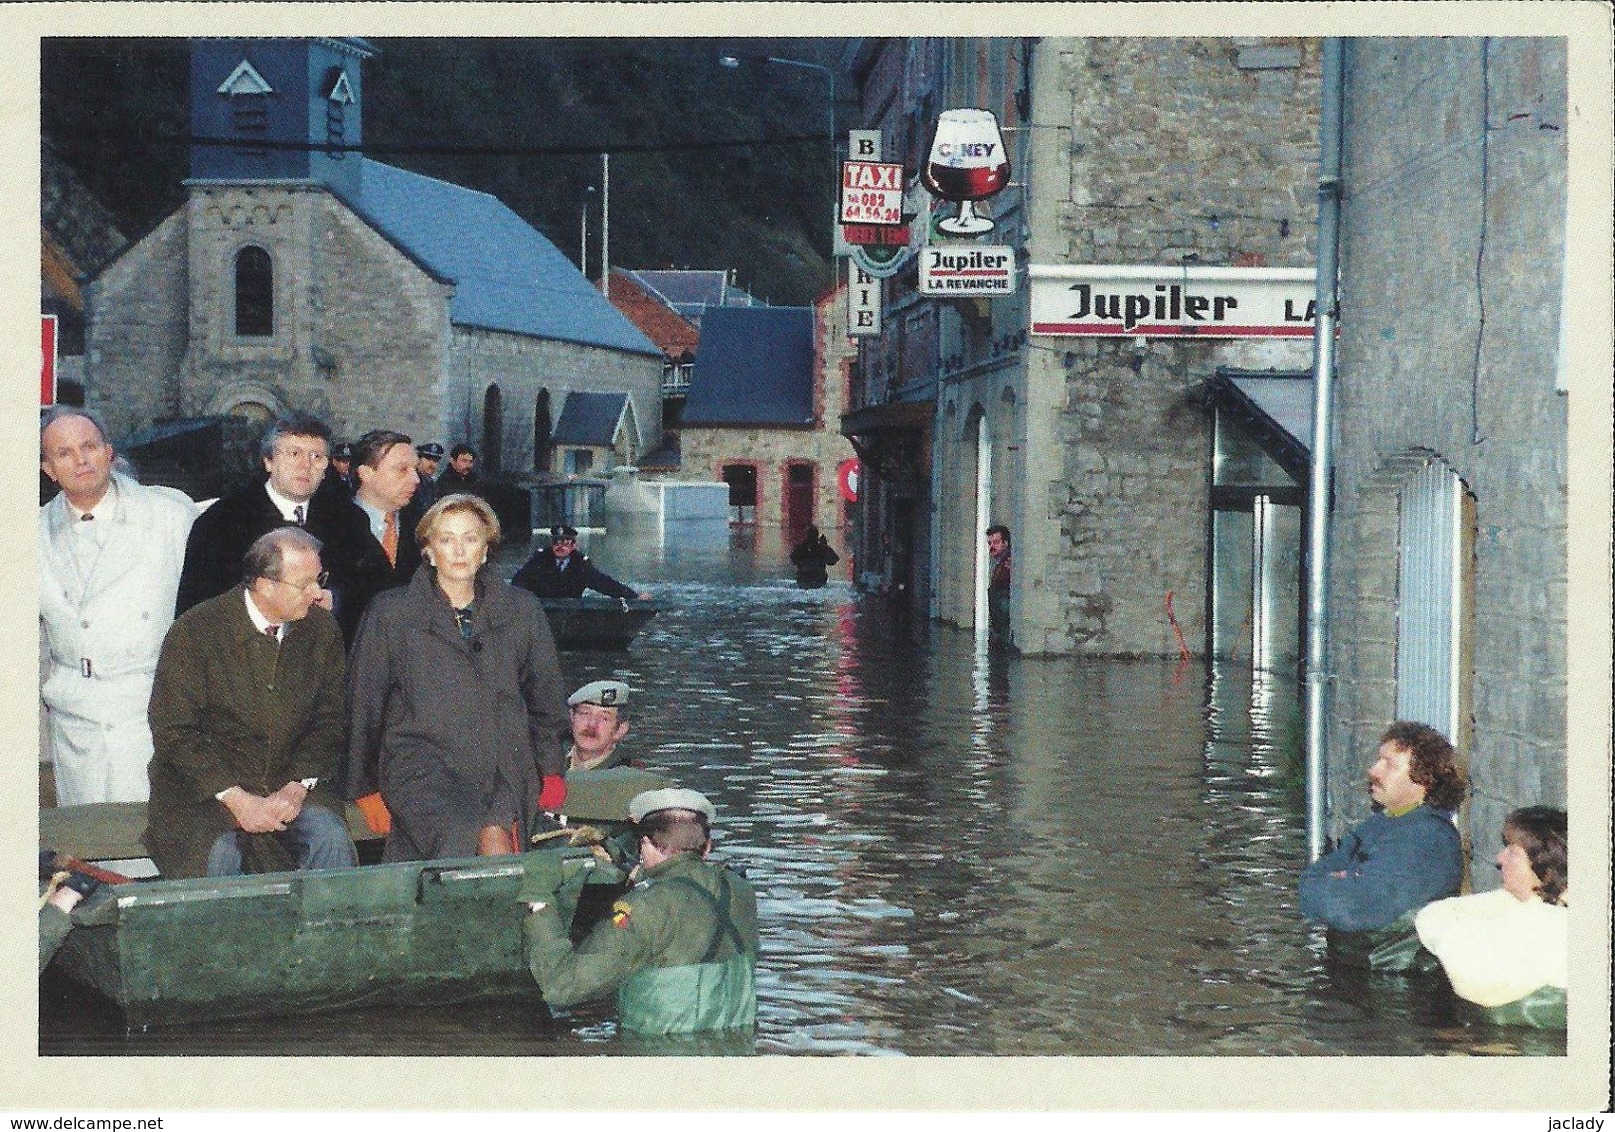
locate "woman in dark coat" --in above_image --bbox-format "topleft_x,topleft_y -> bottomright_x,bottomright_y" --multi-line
345,494 -> 569,861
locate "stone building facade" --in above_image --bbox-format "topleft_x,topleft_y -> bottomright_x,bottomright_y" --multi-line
82,38 -> 661,489
679,288 -> 856,532
1009,39 -> 1320,657
1323,39 -> 1568,887
846,37 -> 1320,654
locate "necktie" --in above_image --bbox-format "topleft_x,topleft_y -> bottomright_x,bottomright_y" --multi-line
381,511 -> 398,567
293,505 -> 305,527
264,624 -> 280,642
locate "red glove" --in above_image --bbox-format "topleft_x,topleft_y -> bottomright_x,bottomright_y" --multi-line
355,792 -> 392,836
537,774 -> 568,813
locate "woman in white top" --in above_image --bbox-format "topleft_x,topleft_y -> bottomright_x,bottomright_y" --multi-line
1415,806 -> 1568,1009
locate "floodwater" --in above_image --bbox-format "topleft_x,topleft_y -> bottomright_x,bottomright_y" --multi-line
39,521 -> 1565,1057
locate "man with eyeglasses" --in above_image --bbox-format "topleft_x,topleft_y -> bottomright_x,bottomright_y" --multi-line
512,525 -> 650,601
145,527 -> 357,879
176,412 -> 366,642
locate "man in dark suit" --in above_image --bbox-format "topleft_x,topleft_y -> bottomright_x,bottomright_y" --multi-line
176,413 -> 368,641
344,429 -> 425,634
436,443 -> 483,497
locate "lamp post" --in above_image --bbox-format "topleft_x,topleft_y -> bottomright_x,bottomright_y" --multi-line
720,53 -> 839,246
580,184 -> 596,282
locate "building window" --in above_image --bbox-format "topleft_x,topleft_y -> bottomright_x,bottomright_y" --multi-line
723,463 -> 758,525
235,246 -> 273,336
534,389 -> 553,472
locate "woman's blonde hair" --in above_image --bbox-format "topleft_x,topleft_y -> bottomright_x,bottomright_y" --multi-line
415,493 -> 502,551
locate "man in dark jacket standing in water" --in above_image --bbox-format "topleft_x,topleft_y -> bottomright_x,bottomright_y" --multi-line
1299,721 -> 1466,936
523,788 -> 757,1035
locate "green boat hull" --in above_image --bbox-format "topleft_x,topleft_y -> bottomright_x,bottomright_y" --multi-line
50,848 -> 617,1028
41,765 -> 672,1029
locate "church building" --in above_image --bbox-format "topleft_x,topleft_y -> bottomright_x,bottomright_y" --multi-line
83,37 -> 663,481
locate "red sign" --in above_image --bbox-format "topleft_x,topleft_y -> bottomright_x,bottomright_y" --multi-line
842,223 -> 911,248
41,314 -> 58,406
837,458 -> 860,504
839,161 -> 905,226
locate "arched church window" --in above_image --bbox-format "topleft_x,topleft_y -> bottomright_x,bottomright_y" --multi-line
235,246 -> 273,337
533,389 -> 553,472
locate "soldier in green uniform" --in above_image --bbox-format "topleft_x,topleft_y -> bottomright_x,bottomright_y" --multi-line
523,787 -> 758,1036
564,679 -> 636,773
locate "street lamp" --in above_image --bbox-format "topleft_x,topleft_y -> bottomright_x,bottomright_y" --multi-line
720,54 -> 839,250
718,54 -> 836,150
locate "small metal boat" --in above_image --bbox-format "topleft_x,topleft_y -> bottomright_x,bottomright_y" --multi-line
540,596 -> 658,649
39,766 -> 671,1028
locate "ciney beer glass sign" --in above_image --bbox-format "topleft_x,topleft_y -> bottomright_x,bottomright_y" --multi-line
922,109 -> 1010,235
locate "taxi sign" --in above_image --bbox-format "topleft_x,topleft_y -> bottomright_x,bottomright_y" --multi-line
840,160 -> 905,226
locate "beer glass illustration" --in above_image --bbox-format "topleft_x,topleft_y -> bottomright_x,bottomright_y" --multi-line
923,108 -> 1011,235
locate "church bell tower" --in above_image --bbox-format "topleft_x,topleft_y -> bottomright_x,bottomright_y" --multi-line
190,37 -> 375,196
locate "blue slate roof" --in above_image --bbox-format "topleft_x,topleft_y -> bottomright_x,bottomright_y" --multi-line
553,391 -> 630,446
333,160 -> 660,356
682,306 -> 816,427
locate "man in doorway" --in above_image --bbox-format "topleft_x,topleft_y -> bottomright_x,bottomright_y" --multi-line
985,524 -> 1012,649
565,680 -> 638,773
522,787 -> 757,1035
344,429 -> 424,640
145,528 -> 356,879
39,406 -> 198,804
176,412 -> 361,629
438,443 -> 482,496
1299,720 -> 1466,933
512,525 -> 650,601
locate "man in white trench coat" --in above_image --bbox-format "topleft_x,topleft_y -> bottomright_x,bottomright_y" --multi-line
38,406 -> 197,804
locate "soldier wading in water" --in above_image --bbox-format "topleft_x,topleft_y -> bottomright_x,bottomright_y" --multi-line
522,788 -> 758,1035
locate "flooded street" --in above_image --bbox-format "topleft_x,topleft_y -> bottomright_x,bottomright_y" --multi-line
40,523 -> 1564,1058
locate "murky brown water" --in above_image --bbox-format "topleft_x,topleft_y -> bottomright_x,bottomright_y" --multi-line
39,522 -> 1565,1056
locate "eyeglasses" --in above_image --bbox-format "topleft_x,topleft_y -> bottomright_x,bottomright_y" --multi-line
553,538 -> 576,547
266,570 -> 329,595
274,447 -> 329,466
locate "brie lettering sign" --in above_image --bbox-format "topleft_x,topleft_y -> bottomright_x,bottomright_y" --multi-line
1030,265 -> 1317,338
840,160 -> 906,226
919,246 -> 1016,296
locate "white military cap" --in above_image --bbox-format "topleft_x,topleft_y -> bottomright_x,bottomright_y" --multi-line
568,679 -> 631,708
629,787 -> 716,824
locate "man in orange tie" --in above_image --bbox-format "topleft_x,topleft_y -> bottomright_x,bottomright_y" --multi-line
346,430 -> 424,638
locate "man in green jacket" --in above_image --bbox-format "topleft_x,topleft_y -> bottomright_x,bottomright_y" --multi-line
564,679 -> 636,773
523,787 -> 758,1036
